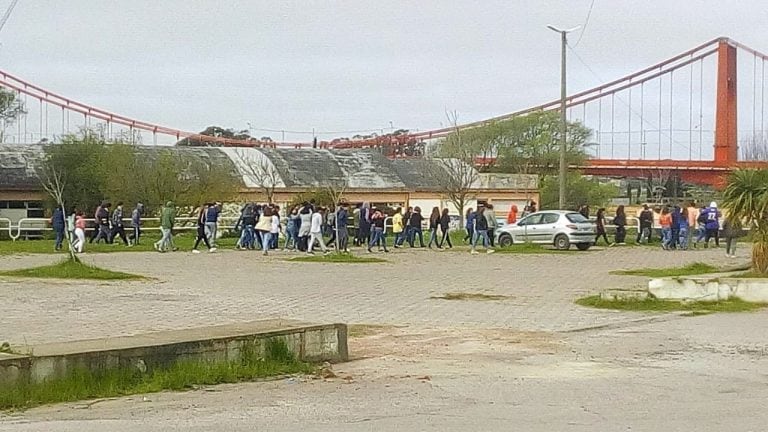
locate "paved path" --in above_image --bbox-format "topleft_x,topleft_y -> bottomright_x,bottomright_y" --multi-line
0,245 -> 739,345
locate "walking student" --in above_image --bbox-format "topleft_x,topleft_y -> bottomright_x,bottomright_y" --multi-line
594,208 -> 611,246
485,203 -> 498,247
154,201 -> 176,252
205,202 -> 220,248
471,206 -> 494,254
73,210 -> 86,253
308,207 -> 329,254
637,204 -> 653,243
722,216 -> 742,258
464,207 -> 475,243
392,207 -> 404,248
51,206 -> 66,251
407,206 -> 425,248
192,203 -> 217,254
427,207 -> 440,248
660,207 -> 673,250
128,202 -> 143,246
92,202 -> 111,244
439,208 -> 452,248
336,202 -> 350,252
613,205 -> 626,245
367,209 -> 389,253
255,206 -> 273,255
703,201 -> 721,248
678,206 -> 690,250
298,204 -> 312,252
110,202 -> 129,246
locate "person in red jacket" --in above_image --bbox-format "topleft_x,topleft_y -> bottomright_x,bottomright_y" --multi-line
506,204 -> 518,225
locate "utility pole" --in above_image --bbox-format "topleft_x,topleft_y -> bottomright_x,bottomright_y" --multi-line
547,25 -> 580,209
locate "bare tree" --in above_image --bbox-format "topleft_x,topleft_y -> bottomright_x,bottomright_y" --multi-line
427,111 -> 480,226
234,149 -> 283,203
645,168 -> 671,202
741,133 -> 768,161
36,156 -> 77,261
322,177 -> 350,253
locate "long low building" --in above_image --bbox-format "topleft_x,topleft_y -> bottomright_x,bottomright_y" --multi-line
0,144 -> 538,222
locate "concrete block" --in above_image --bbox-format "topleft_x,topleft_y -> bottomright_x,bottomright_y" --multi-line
649,277 -> 768,303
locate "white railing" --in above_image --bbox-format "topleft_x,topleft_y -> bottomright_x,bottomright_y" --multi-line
0,217 -> 242,241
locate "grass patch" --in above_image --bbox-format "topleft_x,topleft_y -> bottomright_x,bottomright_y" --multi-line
431,292 -> 510,301
0,234 -> 240,256
611,262 -> 720,277
0,339 -> 314,411
576,295 -> 766,313
729,271 -> 768,278
0,259 -> 143,281
289,253 -> 386,263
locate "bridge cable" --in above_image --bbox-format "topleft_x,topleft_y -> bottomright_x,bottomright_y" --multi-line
568,43 -> 693,156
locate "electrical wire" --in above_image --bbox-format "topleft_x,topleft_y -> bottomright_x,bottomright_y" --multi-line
0,0 -> 20,34
572,0 -> 596,48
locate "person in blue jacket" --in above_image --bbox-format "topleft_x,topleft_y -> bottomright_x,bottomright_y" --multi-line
51,207 -> 66,251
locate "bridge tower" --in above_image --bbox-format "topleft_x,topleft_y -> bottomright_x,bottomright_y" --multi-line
714,39 -> 738,165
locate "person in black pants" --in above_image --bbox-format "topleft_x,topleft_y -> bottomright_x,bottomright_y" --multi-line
595,208 -> 611,245
192,204 -> 216,253
407,206 -> 425,247
438,208 -> 452,248
613,205 -> 627,245
637,204 -> 654,243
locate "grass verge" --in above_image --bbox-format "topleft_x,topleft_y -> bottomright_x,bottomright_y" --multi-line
576,295 -> 766,313
431,292 -> 510,301
289,253 -> 386,263
611,262 -> 721,277
0,339 -> 314,411
0,259 -> 144,281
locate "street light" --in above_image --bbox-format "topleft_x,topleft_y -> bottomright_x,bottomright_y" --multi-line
547,25 -> 580,209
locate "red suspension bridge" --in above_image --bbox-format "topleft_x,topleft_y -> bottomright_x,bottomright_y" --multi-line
1,36 -> 767,187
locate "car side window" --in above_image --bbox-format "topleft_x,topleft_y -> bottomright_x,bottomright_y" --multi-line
519,214 -> 542,226
541,213 -> 559,224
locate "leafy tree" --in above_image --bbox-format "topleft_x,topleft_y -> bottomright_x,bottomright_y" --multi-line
42,135 -> 239,214
540,172 -> 618,210
0,87 -> 27,142
176,126 -> 257,146
441,112 -> 590,177
721,169 -> 768,273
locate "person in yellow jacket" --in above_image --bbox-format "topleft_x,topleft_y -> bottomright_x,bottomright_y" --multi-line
392,207 -> 404,248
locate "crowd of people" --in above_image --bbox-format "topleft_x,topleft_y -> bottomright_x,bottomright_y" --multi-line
48,199 -> 542,256
580,201 -> 742,257
48,197 -> 740,258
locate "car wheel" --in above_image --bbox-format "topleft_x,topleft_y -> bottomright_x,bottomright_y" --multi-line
554,234 -> 570,250
576,243 -> 591,251
498,234 -> 513,248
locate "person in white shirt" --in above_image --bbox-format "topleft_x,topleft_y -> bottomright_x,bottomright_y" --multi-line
308,207 -> 329,254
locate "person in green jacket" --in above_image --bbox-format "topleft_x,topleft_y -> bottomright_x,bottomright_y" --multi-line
154,201 -> 177,252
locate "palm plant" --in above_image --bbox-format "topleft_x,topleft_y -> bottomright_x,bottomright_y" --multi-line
721,169 -> 768,273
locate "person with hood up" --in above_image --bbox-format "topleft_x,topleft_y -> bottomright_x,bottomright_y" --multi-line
51,207 -> 66,251
154,201 -> 176,252
506,204 -> 518,225
110,202 -> 129,246
128,203 -> 144,246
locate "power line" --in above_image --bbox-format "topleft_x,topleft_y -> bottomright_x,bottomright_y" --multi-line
0,0 -> 20,34
572,0 -> 596,48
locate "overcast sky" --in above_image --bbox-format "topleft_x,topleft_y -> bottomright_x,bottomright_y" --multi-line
1,0 -> 766,143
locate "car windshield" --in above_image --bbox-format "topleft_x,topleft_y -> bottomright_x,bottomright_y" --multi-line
566,213 -> 590,223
